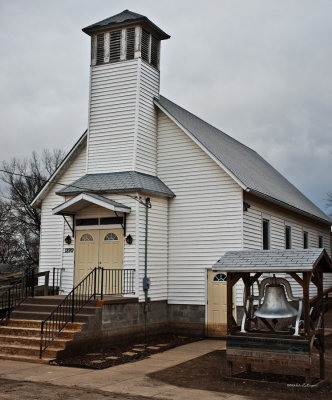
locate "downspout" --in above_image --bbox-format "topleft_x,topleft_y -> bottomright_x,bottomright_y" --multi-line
143,197 -> 152,313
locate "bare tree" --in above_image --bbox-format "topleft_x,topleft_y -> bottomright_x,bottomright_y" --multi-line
0,200 -> 20,264
327,192 -> 332,217
0,149 -> 65,265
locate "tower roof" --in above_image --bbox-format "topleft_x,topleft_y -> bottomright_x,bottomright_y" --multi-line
82,9 -> 170,40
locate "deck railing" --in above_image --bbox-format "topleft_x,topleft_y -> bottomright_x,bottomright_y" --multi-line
40,268 -> 135,358
0,266 -> 35,323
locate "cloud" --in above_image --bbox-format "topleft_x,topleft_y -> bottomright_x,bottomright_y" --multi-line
0,0 -> 331,213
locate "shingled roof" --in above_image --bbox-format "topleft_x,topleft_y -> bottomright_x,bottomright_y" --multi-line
155,95 -> 331,224
82,9 -> 170,39
57,171 -> 175,198
213,249 -> 332,272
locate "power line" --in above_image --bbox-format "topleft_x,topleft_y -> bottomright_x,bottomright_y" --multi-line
0,169 -> 151,205
0,168 -> 88,193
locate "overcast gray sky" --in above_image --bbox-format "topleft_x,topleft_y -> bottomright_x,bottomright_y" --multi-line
0,0 -> 331,215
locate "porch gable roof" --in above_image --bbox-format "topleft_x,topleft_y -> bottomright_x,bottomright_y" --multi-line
52,192 -> 131,216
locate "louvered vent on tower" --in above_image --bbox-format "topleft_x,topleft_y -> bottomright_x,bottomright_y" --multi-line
96,33 -> 104,65
126,28 -> 135,60
141,29 -> 150,62
151,36 -> 159,68
110,30 -> 121,63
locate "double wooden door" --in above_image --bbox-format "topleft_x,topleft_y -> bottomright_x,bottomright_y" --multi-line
74,229 -> 123,286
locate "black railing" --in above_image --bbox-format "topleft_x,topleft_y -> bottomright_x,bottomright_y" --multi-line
0,266 -> 35,323
99,268 -> 135,299
40,267 -> 135,358
52,267 -> 65,295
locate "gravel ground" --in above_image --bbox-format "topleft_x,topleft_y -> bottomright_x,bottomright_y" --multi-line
0,378 -> 155,400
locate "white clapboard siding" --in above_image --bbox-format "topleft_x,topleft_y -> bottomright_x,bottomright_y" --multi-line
39,142 -> 87,293
136,195 -> 168,302
87,60 -> 138,173
157,111 -> 243,305
135,61 -> 160,175
241,197 -> 332,303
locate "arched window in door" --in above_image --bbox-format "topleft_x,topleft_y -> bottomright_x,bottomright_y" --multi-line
104,232 -> 119,241
80,233 -> 94,242
212,273 -> 227,282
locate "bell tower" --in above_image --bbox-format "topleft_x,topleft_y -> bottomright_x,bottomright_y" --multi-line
83,10 -> 170,175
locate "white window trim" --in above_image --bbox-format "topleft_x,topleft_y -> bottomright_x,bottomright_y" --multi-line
75,224 -> 123,231
303,228 -> 309,249
285,223 -> 292,249
262,214 -> 271,250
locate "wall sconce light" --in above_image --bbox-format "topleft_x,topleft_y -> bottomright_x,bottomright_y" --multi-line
65,235 -> 72,245
126,234 -> 133,245
243,202 -> 251,212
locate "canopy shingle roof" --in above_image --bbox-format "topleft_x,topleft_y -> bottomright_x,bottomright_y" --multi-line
155,95 -> 331,224
57,171 -> 175,198
213,249 -> 332,272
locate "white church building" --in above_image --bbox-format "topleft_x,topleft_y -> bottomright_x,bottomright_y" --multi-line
32,10 -> 332,337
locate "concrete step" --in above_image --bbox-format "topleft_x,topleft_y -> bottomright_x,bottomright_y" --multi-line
6,319 -> 84,330
16,303 -> 98,314
0,353 -> 51,364
0,343 -> 58,358
23,297 -> 99,307
10,311 -> 92,323
0,326 -> 79,339
0,334 -> 68,349
21,296 -> 66,305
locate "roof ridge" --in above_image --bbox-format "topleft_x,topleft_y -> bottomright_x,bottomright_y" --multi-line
83,10 -> 144,30
156,95 -> 331,224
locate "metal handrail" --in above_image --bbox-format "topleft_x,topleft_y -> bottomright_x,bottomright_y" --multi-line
0,266 -> 35,324
52,267 -> 65,295
40,267 -> 97,358
39,267 -> 136,358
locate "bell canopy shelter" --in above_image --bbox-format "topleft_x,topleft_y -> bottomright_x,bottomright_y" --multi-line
213,248 -> 332,383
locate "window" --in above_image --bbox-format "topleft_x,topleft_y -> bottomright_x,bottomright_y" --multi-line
80,233 -> 94,242
109,30 -> 121,63
141,29 -> 160,69
126,28 -> 135,60
76,217 -> 123,226
303,231 -> 309,249
318,235 -> 323,248
213,273 -> 227,282
76,218 -> 99,226
96,33 -> 104,65
104,232 -> 119,241
100,217 -> 123,225
262,218 -> 270,250
150,36 -> 159,68
141,29 -> 150,62
285,225 -> 292,249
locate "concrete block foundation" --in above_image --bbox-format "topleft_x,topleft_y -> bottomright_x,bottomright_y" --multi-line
58,299 -> 206,358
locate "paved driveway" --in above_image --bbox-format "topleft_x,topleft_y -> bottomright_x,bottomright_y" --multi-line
0,339 -> 250,399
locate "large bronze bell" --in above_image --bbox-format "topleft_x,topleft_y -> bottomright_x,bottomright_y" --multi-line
254,284 -> 298,319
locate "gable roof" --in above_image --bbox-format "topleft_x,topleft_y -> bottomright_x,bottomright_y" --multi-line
52,192 -> 131,215
57,171 -> 175,198
31,130 -> 87,208
213,249 -> 332,273
155,95 -> 331,225
82,9 -> 170,40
